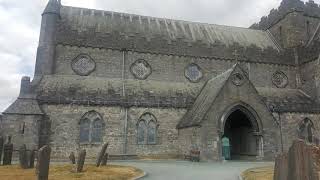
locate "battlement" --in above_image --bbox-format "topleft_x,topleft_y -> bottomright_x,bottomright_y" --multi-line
251,0 -> 320,30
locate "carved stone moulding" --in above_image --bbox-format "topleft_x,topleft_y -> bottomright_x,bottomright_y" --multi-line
130,59 -> 152,80
272,71 -> 288,88
71,54 -> 96,76
185,63 -> 203,83
231,73 -> 245,86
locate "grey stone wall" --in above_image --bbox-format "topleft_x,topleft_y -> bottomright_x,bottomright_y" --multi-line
41,104 -> 188,159
41,104 -> 124,159
1,114 -> 41,150
53,45 -> 297,89
126,107 -> 186,158
280,112 -> 320,152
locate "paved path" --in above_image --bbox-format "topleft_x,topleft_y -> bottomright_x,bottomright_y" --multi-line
114,160 -> 273,180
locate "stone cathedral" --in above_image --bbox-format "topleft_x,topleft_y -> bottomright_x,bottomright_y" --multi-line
1,0 -> 320,161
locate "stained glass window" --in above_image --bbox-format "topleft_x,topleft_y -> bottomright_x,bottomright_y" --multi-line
137,113 -> 158,145
298,118 -> 314,143
92,118 -> 103,143
148,121 -> 157,144
137,120 -> 147,144
80,118 -> 90,143
79,111 -> 104,144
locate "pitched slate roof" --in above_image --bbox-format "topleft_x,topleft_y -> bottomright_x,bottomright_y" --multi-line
56,6 -> 294,65
257,87 -> 320,113
59,6 -> 277,50
176,64 -> 236,129
3,98 -> 44,115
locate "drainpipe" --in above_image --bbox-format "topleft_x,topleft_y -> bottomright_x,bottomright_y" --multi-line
278,112 -> 284,153
122,49 -> 128,155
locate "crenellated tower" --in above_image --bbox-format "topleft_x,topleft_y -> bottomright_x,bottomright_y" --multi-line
251,0 -> 320,49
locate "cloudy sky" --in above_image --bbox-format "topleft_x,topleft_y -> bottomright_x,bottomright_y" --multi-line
0,0 -> 319,112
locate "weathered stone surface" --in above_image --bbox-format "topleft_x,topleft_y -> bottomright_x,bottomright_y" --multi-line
101,153 -> 108,166
273,153 -> 288,180
2,0 -> 320,163
0,136 -> 4,164
287,139 -> 319,180
96,143 -> 108,167
69,152 -> 75,164
36,145 -> 51,180
76,150 -> 86,173
19,144 -> 28,169
29,149 -> 36,168
3,136 -> 13,165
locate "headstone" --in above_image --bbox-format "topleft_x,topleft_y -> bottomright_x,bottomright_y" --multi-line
0,136 -> 4,164
101,153 -> 108,166
96,143 -> 108,167
287,139 -> 319,180
36,145 -> 51,180
2,136 -> 13,165
76,149 -> 86,173
29,149 -> 36,168
69,152 -> 76,164
273,153 -> 288,180
19,144 -> 28,169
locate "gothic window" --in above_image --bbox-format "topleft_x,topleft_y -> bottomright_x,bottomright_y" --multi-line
298,118 -> 314,143
272,71 -> 288,88
71,54 -> 96,76
147,120 -> 157,144
92,118 -> 103,143
80,118 -> 90,143
185,63 -> 203,82
137,113 -> 158,145
137,120 -> 147,145
130,59 -> 152,80
79,111 -> 104,144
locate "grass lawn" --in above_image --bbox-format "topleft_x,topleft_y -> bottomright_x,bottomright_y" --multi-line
0,164 -> 144,180
241,166 -> 274,180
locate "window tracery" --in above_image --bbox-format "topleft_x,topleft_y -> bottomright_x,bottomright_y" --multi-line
79,111 -> 104,144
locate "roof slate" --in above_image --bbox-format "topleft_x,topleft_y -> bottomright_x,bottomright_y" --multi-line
176,64 -> 235,129
3,98 -> 44,115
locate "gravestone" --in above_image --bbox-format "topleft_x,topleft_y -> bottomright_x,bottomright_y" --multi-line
101,153 -> 108,166
76,149 -> 86,173
19,144 -> 28,169
273,153 -> 288,180
2,136 -> 13,165
69,152 -> 76,164
29,149 -> 36,168
0,136 -> 4,164
96,143 -> 108,167
36,145 -> 51,180
287,139 -> 319,180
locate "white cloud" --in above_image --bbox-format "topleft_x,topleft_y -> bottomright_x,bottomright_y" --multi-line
0,0 -> 319,112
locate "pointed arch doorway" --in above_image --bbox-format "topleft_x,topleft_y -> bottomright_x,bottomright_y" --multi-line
221,104 -> 263,160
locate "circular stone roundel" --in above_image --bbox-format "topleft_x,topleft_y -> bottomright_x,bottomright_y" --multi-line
130,59 -> 152,80
185,64 -> 203,83
71,54 -> 96,76
272,71 -> 288,88
231,73 -> 245,86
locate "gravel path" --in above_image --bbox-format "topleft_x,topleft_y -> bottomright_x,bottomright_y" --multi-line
113,160 -> 274,180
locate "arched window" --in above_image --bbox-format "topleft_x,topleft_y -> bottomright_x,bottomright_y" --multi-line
79,111 -> 104,144
137,120 -> 146,145
80,118 -> 90,143
137,113 -> 158,145
92,118 -> 103,143
298,118 -> 314,143
148,121 -> 157,144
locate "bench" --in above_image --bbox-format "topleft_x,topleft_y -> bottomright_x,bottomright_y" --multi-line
184,150 -> 200,162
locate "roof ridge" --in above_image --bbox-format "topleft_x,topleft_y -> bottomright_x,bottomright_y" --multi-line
61,5 -> 267,32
